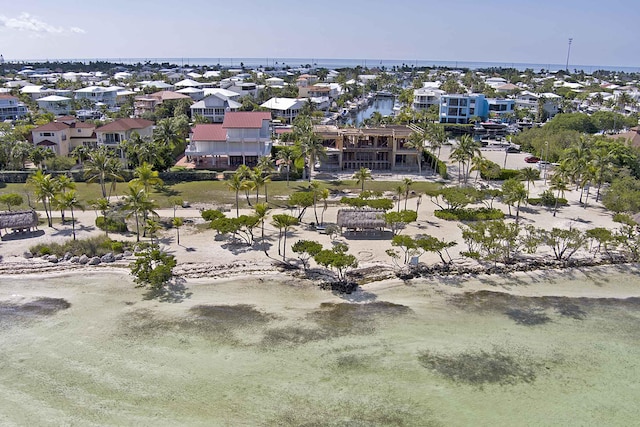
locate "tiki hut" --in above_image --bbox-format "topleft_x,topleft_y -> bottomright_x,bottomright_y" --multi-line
0,210 -> 39,236
337,208 -> 386,232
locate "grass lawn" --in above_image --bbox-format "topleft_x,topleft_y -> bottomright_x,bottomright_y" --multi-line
0,179 -> 442,212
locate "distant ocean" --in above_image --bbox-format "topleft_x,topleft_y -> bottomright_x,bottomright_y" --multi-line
9,57 -> 640,73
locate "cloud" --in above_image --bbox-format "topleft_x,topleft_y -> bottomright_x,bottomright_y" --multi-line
0,13 -> 85,35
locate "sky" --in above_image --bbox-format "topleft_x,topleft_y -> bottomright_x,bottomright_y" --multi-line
0,0 -> 638,68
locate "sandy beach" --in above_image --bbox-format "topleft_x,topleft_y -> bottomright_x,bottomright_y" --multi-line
1,163 -> 640,425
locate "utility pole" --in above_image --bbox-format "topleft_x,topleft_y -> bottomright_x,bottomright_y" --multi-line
565,38 -> 573,73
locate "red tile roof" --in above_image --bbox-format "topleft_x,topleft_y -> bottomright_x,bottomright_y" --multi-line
0,94 -> 17,100
190,124 -> 227,141
56,115 -> 76,121
33,122 -> 69,132
96,118 -> 154,133
222,111 -> 271,129
73,122 -> 96,129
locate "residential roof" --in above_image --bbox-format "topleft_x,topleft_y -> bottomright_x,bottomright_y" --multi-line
190,124 -> 227,141
36,139 -> 57,146
150,90 -> 191,101
175,78 -> 204,88
0,94 -> 17,100
260,97 -> 306,111
612,128 -> 640,147
0,210 -> 38,229
37,95 -> 71,102
33,122 -> 69,132
96,118 -> 154,133
223,111 -> 271,129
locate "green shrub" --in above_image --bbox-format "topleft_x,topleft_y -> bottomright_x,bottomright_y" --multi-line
29,236 -> 130,257
528,190 -> 567,207
96,216 -> 128,232
434,208 -> 505,221
201,209 -> 225,221
613,213 -> 636,225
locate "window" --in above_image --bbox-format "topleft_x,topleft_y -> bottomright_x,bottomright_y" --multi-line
41,132 -> 53,137
459,99 -> 468,107
449,98 -> 459,106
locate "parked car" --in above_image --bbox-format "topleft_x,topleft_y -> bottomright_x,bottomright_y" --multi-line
524,156 -> 540,163
506,146 -> 521,153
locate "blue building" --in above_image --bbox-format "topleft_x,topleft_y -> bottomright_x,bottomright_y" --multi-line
439,94 -> 515,124
439,94 -> 488,124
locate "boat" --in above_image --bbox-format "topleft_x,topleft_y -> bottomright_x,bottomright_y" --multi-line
377,90 -> 393,97
480,120 -> 508,130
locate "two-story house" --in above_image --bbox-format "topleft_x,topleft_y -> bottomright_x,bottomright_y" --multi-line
95,118 -> 154,158
185,111 -> 272,168
439,94 -> 489,124
31,117 -> 97,156
190,94 -> 241,123
36,95 -> 72,116
74,86 -> 120,108
134,90 -> 192,117
260,97 -> 305,124
412,88 -> 444,111
0,94 -> 28,121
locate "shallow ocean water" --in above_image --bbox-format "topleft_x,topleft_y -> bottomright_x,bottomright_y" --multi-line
0,271 -> 639,426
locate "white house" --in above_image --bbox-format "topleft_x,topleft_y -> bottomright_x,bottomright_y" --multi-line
260,97 -> 306,123
515,91 -> 562,118
265,77 -> 285,88
95,118 -> 154,158
20,85 -> 55,100
176,87 -> 205,101
0,94 -> 28,121
190,94 -> 241,123
74,86 -> 120,108
412,88 -> 444,111
31,118 -> 97,156
36,95 -> 72,115
185,111 -> 273,168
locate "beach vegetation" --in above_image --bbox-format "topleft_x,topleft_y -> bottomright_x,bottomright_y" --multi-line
384,210 -> 417,235
460,221 -> 539,264
272,214 -> 299,261
30,235 -> 127,257
0,193 -> 23,211
539,227 -> 587,261
292,240 -> 323,270
434,208 -> 504,221
313,242 -> 358,282
130,244 -> 177,294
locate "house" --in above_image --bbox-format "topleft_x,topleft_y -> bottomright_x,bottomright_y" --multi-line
260,97 -> 306,123
133,90 -> 192,117
227,82 -> 259,98
95,118 -> 154,155
31,117 -> 97,156
313,125 -> 417,171
185,111 -> 272,168
495,83 -> 520,94
20,85 -> 55,100
515,91 -> 562,118
190,94 -> 241,123
74,86 -> 120,108
487,98 -> 516,119
265,77 -> 285,88
412,88 -> 444,111
175,87 -> 205,101
439,94 -> 488,124
0,94 -> 28,121
139,81 -> 175,91
36,95 -> 72,115
299,85 -> 331,99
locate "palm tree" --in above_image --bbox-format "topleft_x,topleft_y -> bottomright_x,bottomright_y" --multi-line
54,190 -> 84,240
172,217 -> 184,245
404,131 -> 425,174
29,147 -> 55,170
271,214 -> 299,261
549,174 -> 570,217
153,119 -> 181,152
519,167 -> 539,197
451,134 -> 481,184
27,170 -> 56,227
227,173 -> 243,217
236,164 -> 253,206
123,183 -> 158,242
294,115 -> 325,181
131,162 -> 163,194
84,146 -> 123,199
53,175 -> 76,222
320,188 -> 330,225
251,167 -> 271,202
590,146 -> 616,202
402,178 -> 413,210
254,202 -> 270,254
394,184 -> 405,212
257,155 -> 275,174
352,167 -> 372,192
276,147 -> 295,187
470,155 -> 487,182
145,219 -> 161,245
502,178 -> 527,224
11,141 -> 33,169
427,124 -> 448,173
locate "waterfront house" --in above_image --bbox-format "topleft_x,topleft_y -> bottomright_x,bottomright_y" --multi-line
0,94 -> 28,121
185,111 -> 273,168
515,91 -> 561,118
260,97 -> 305,123
313,125 -> 418,171
412,88 -> 444,111
439,94 -> 488,124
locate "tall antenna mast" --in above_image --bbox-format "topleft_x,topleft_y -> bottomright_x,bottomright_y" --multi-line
565,38 -> 573,72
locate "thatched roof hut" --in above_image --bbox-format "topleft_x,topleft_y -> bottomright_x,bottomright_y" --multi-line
337,208 -> 386,230
0,210 -> 39,232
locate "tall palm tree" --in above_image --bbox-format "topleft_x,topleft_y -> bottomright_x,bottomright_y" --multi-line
27,170 -> 56,227
276,147 -> 295,187
404,131 -> 425,174
131,162 -> 163,194
55,190 -> 84,240
227,173 -> 243,218
123,183 -> 158,242
502,178 -> 527,224
251,167 -> 271,202
257,155 -> 275,174
402,177 -> 413,210
519,167 -> 539,197
451,134 -> 481,185
352,167 -> 372,192
271,214 -> 299,261
172,217 -> 184,245
236,164 -> 253,206
84,146 -> 122,199
294,115 -> 325,181
320,188 -> 330,225
590,146 -> 616,201
549,174 -> 570,217
254,202 -> 270,253
427,124 -> 448,173
394,184 -> 405,212
11,141 -> 33,169
53,175 -> 76,222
